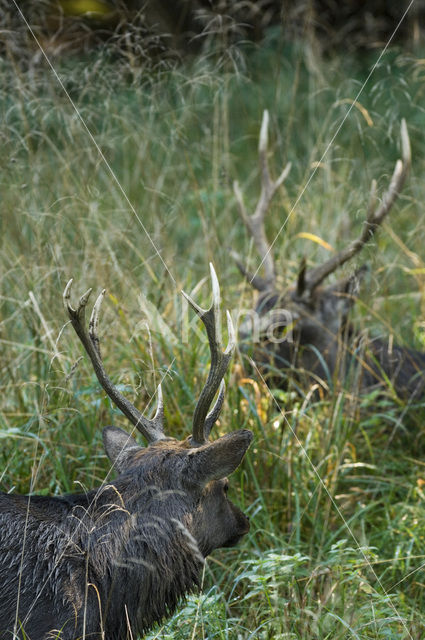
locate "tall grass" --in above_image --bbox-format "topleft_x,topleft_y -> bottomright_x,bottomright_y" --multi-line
1,30 -> 425,638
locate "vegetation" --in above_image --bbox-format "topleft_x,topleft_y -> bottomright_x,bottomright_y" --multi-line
1,28 -> 425,639
1,1 -> 419,60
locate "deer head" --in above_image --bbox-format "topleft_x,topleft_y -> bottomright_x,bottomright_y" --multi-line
234,111 -> 411,389
63,264 -> 252,560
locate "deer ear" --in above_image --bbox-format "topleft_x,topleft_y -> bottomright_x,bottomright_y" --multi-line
188,429 -> 253,485
103,426 -> 143,472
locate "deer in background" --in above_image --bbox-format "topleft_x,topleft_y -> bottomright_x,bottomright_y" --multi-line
234,111 -> 425,400
0,264 -> 252,640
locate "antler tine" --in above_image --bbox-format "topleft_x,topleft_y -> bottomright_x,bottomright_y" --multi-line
203,379 -> 225,440
233,110 -> 291,291
230,249 -> 271,292
63,279 -> 166,444
182,264 -> 235,446
303,119 -> 411,293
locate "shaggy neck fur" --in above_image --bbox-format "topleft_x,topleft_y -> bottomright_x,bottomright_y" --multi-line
0,478 -> 204,640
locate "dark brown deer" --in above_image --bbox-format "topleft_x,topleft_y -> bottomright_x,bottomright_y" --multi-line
234,111 -> 425,400
0,264 -> 252,640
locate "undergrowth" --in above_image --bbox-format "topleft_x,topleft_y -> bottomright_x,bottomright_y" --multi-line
1,28 -> 425,639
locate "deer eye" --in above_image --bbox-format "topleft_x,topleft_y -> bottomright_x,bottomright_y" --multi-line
223,481 -> 229,495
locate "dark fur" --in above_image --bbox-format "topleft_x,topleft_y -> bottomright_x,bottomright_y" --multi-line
0,428 -> 252,639
239,275 -> 425,399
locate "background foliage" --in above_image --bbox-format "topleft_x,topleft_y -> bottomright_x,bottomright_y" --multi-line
1,0 -> 423,62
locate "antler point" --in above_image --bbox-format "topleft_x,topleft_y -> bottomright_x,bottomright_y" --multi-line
225,309 -> 236,355
78,288 -> 93,311
63,279 -> 76,313
181,289 -> 205,316
400,118 -> 411,167
259,109 -> 269,153
209,263 -> 221,308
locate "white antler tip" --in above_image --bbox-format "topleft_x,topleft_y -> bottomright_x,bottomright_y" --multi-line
259,109 -> 269,153
153,383 -> 164,423
276,161 -> 292,187
63,279 -> 74,312
91,288 -> 105,317
225,309 -> 236,354
400,118 -> 411,166
63,278 -> 73,298
79,288 -> 93,309
209,263 -> 220,306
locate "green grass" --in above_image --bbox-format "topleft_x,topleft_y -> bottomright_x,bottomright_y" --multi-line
1,29 -> 425,638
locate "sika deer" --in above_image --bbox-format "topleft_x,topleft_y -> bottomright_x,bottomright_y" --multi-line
0,264 -> 252,640
234,111 -> 425,399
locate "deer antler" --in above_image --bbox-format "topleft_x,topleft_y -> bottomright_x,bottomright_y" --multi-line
63,280 -> 166,444
182,263 -> 236,446
233,110 -> 292,291
300,119 -> 411,295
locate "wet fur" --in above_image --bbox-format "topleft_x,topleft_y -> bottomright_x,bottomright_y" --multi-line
240,281 -> 425,399
0,430 -> 252,639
